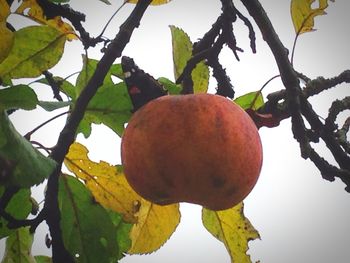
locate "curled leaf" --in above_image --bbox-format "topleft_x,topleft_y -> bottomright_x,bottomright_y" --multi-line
16,0 -> 77,40
291,0 -> 335,34
202,203 -> 260,263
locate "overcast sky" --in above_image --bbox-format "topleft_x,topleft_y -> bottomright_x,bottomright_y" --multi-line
2,1 -> 350,262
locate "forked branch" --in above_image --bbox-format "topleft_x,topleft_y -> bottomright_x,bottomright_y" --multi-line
241,0 -> 350,190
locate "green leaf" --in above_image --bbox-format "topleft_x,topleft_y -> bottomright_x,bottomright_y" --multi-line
202,203 -> 260,263
0,112 -> 56,187
58,175 -> 121,263
78,82 -> 132,138
61,57 -> 132,138
0,85 -> 38,111
170,25 -> 209,93
108,211 -> 132,259
0,25 -> 66,80
158,77 -> 182,95
234,91 -> 264,110
110,63 -> 123,80
1,227 -> 36,263
34,256 -> 52,263
0,187 -> 32,239
38,100 -> 72,112
75,56 -> 114,96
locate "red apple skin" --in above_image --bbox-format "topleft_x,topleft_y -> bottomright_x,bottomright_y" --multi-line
121,93 -> 263,210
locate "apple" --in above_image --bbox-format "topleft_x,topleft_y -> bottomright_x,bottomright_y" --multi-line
121,93 -> 263,210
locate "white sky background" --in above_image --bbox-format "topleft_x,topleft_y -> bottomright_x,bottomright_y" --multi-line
2,0 -> 350,262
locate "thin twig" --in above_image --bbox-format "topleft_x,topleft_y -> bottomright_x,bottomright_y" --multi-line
24,111 -> 70,140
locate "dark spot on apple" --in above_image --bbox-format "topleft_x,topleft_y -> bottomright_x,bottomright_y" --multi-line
211,176 -> 225,188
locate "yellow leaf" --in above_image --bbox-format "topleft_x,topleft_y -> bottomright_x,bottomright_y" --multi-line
64,142 -> 141,223
65,142 -> 181,255
202,203 -> 260,263
129,202 -> 180,254
0,23 -> 14,64
16,0 -> 77,40
127,0 -> 172,6
0,0 -> 10,22
0,0 -> 14,64
291,0 -> 335,34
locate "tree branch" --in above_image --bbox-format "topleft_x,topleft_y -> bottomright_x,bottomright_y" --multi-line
36,0 -> 103,49
241,0 -> 350,190
42,71 -> 63,101
242,0 -> 314,159
177,0 -> 256,98
41,1 -> 153,262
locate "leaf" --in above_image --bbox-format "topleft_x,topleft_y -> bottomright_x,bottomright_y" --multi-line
75,56 -> 114,95
64,142 -> 181,254
16,0 -> 76,40
75,57 -> 132,138
158,77 -> 182,95
0,25 -> 66,80
0,85 -> 38,111
170,25 -> 209,93
82,82 -> 132,137
291,0 -> 335,34
1,227 -> 36,263
38,100 -> 72,112
0,187 -> 32,239
110,63 -> 123,80
127,0 -> 172,5
64,142 -> 142,223
0,23 -> 13,64
108,211 -> 133,259
0,112 -> 56,187
128,201 -> 180,254
58,174 -> 122,263
234,91 -> 264,111
0,0 -> 14,64
0,0 -> 10,21
202,203 -> 260,263
246,109 -> 282,129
